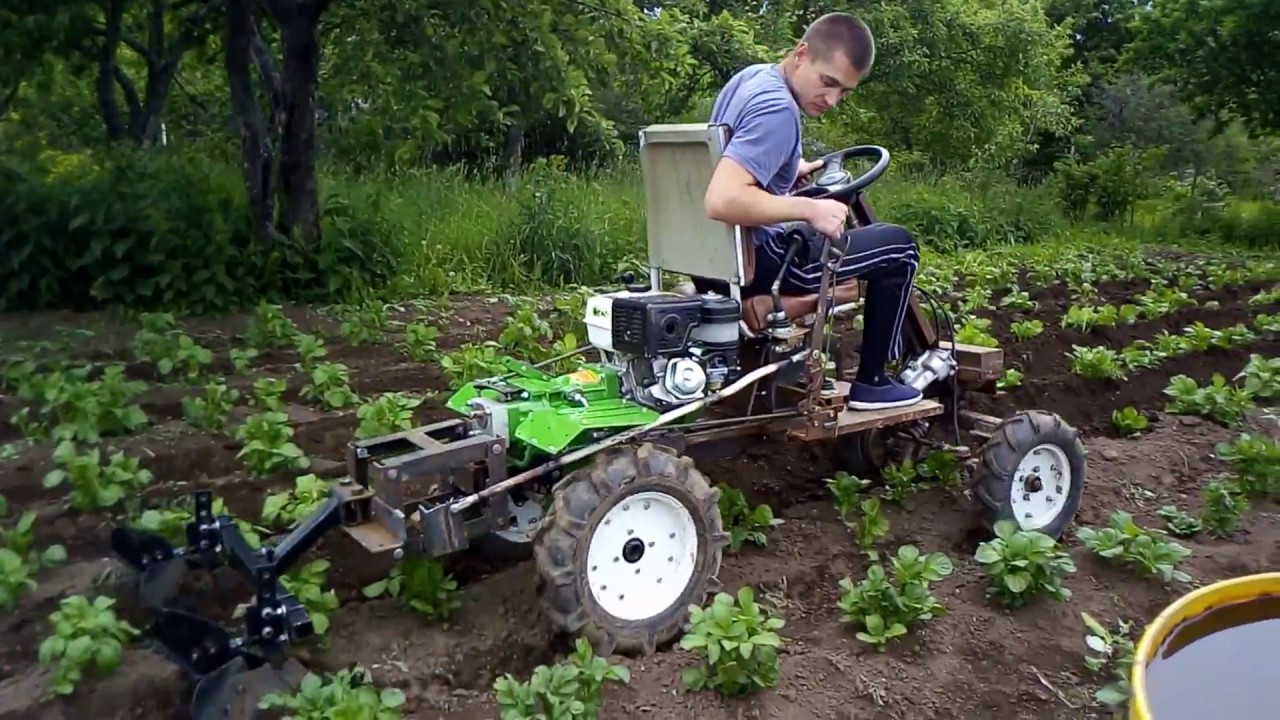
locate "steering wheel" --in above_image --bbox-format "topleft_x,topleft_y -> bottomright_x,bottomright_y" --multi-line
790,145 -> 890,204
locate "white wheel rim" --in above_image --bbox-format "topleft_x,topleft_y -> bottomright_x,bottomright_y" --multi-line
585,491 -> 699,622
1009,443 -> 1072,531
493,492 -> 545,543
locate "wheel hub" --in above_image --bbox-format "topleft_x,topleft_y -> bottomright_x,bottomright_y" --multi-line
622,537 -> 645,563
585,491 -> 698,622
1009,444 -> 1071,532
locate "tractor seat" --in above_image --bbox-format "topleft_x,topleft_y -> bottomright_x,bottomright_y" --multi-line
674,275 -> 863,335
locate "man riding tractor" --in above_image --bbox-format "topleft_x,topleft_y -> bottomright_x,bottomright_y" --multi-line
698,12 -> 923,412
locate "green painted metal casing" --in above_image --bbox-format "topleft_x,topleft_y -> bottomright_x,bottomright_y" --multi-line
444,358 -> 660,468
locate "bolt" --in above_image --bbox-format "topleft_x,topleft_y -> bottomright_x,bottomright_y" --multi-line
492,443 -> 503,454
393,548 -> 404,561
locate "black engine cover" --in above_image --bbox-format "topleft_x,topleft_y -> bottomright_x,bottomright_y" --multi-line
611,294 -> 703,356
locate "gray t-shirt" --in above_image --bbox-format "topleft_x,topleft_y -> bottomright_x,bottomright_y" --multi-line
709,62 -> 802,250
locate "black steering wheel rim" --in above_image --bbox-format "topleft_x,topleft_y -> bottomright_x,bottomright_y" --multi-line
790,145 -> 890,204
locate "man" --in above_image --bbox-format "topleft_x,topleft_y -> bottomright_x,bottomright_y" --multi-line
703,12 -> 923,411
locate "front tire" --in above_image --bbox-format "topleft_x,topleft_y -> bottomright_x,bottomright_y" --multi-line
533,442 -> 727,656
973,410 -> 1086,540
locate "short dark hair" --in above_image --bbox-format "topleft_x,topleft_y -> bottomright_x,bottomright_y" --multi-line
801,13 -> 875,76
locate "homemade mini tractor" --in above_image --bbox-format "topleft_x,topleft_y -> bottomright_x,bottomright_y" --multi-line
110,124 -> 1088,719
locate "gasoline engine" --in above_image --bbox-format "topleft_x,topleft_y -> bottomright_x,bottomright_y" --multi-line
583,290 -> 741,410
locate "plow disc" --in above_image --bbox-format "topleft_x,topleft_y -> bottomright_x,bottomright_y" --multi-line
191,656 -> 310,720
109,491 -> 334,719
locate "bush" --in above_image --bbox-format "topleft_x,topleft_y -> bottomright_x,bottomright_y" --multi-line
0,141 -> 401,314
491,158 -> 644,289
874,174 -> 1060,253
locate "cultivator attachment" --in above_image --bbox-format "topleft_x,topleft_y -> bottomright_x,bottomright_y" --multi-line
111,490 -> 341,719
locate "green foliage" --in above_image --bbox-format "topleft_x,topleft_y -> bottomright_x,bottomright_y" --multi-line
259,665 -> 406,720
974,520 -> 1076,608
716,485 -> 783,553
0,144 -> 402,314
37,595 -> 139,697
679,586 -> 785,697
42,441 -> 153,511
1077,510 -> 1192,583
836,545 -> 954,650
1126,0 -> 1280,134
361,557 -> 461,621
1081,611 -> 1135,708
492,637 -> 631,720
0,508 -> 68,612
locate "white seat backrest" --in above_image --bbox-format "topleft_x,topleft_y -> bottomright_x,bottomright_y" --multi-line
639,123 -> 747,291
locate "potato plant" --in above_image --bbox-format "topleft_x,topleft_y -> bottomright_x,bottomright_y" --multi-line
836,545 -> 953,650
259,666 -> 406,720
1077,511 -> 1192,584
680,586 -> 785,697
974,520 -> 1076,608
493,637 -> 631,720
716,485 -> 783,553
37,595 -> 139,697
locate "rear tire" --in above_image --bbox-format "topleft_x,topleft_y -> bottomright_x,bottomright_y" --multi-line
972,410 -> 1086,540
533,442 -> 727,656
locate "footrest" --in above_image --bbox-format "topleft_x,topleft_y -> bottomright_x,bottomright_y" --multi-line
837,398 -> 944,434
787,398 -> 944,440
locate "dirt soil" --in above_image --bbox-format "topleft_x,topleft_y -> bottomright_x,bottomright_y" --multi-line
0,254 -> 1277,720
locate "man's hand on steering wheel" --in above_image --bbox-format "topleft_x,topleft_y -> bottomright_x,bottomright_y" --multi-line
805,198 -> 849,239
796,158 -> 825,184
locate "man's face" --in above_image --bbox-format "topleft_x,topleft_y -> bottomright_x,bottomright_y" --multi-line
790,43 -> 861,117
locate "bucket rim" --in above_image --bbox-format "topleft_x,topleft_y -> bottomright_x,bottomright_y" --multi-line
1130,571 -> 1280,720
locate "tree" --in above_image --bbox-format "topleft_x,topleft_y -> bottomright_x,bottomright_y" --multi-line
1125,0 -> 1280,135
225,0 -> 332,252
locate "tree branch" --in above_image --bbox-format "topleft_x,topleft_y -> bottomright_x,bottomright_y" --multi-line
93,28 -> 160,66
112,63 -> 143,115
148,0 -> 167,61
168,0 -> 228,70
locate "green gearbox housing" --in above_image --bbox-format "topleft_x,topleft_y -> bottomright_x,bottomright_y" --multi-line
444,357 -> 665,469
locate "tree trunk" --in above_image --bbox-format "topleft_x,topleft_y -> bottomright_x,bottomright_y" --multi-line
277,18 -> 322,247
225,0 -> 276,249
97,0 -> 127,142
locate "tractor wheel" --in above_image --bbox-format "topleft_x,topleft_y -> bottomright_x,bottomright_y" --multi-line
533,442 -> 727,656
972,410 -> 1086,540
833,421 -> 930,479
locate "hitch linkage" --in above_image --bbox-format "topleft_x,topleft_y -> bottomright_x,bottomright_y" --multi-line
113,489 -> 341,679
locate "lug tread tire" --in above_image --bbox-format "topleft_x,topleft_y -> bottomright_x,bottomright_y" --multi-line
532,442 -> 727,657
972,409 -> 1086,540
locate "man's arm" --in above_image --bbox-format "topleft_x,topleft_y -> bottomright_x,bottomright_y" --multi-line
705,158 -> 818,227
704,99 -> 816,227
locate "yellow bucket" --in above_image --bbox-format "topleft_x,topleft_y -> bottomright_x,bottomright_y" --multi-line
1129,572 -> 1280,720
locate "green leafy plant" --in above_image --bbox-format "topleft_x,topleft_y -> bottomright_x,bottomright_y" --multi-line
400,323 -> 441,362
182,381 -> 241,431
1110,407 -> 1149,437
301,362 -> 360,410
355,392 -> 424,439
235,411 -> 310,477
1156,505 -> 1202,537
1214,433 -> 1280,497
1200,478 -> 1247,538
1077,510 -> 1192,583
836,545 -> 953,650
294,333 -> 328,370
1163,373 -> 1254,427
716,485 -> 782,552
361,556 -> 460,621
37,595 -> 139,696
973,520 -> 1075,608
251,377 -> 288,412
245,302 -> 299,349
0,509 -> 68,612
259,665 -> 406,720
492,636 -> 631,720
1009,319 -> 1044,341
262,474 -> 332,529
280,560 -> 340,636
679,586 -> 785,697
42,441 -> 153,511
1081,611 -> 1135,708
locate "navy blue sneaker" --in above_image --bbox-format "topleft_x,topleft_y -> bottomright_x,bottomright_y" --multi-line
847,378 -> 923,411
